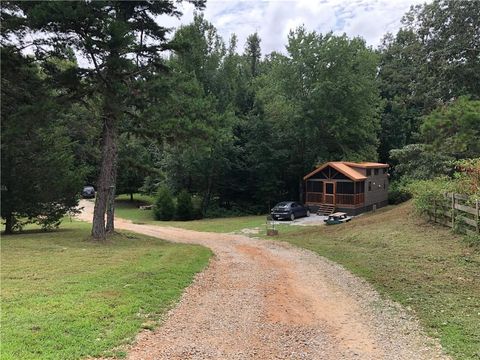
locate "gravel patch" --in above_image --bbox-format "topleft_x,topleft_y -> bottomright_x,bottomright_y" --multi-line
237,227 -> 261,234
271,214 -> 328,226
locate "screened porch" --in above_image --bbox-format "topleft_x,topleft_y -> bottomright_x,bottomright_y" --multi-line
305,180 -> 365,207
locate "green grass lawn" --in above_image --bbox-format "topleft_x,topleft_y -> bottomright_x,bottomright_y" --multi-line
114,199 -> 156,223
116,193 -> 156,204
1,221 -> 212,360
158,215 -> 267,233
114,194 -> 267,233
268,202 -> 480,360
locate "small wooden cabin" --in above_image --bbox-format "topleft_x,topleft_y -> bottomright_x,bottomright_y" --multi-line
303,161 -> 389,215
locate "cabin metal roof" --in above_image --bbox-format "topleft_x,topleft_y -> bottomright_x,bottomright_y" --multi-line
303,161 -> 388,181
342,162 -> 389,168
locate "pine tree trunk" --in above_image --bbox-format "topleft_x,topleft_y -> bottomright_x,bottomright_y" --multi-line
92,115 -> 117,240
106,166 -> 117,234
91,45 -> 121,239
105,187 -> 115,233
4,213 -> 14,234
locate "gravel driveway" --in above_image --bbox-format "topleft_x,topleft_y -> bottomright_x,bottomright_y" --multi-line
78,200 -> 449,360
275,214 -> 329,226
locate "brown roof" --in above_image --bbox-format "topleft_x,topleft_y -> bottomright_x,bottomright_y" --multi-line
343,162 -> 389,168
303,161 -> 388,181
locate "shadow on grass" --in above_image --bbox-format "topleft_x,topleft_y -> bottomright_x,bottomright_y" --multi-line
115,199 -> 151,208
1,227 -> 77,236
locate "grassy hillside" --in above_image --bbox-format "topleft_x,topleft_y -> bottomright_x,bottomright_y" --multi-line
1,221 -> 212,360
271,202 -> 480,359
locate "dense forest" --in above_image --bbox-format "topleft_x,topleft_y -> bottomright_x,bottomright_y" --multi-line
1,0 -> 479,238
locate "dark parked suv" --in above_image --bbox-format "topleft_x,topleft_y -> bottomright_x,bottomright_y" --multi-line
81,186 -> 95,199
270,201 -> 310,221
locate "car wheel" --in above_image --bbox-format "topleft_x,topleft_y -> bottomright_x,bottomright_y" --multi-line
306,210 -> 310,217
290,213 -> 295,221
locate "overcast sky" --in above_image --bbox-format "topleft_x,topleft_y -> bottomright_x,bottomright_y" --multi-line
160,0 -> 427,54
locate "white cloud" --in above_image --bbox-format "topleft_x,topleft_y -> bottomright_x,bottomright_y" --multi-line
165,0 -> 428,55
30,0 -> 426,67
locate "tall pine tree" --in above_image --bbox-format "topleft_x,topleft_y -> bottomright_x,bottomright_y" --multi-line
4,1 -> 205,239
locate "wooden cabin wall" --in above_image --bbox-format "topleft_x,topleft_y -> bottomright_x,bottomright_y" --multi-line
364,169 -> 389,207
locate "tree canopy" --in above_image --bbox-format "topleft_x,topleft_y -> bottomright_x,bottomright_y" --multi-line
2,0 -> 205,238
1,47 -> 83,233
378,0 -> 480,162
2,0 -> 479,232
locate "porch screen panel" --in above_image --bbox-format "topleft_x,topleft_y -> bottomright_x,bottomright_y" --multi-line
307,180 -> 323,192
337,182 -> 354,194
355,181 -> 365,194
306,180 -> 323,203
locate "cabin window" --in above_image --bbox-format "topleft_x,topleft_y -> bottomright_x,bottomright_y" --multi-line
382,168 -> 387,174
368,181 -> 372,191
366,169 -> 371,176
374,168 -> 379,175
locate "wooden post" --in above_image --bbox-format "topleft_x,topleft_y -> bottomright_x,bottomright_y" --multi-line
433,199 -> 436,224
451,193 -> 455,229
476,199 -> 479,233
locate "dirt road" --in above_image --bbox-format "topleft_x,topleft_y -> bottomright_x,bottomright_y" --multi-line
79,201 -> 448,360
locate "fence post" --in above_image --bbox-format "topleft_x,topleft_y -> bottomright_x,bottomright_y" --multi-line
451,193 -> 455,229
433,199 -> 436,223
476,199 -> 479,233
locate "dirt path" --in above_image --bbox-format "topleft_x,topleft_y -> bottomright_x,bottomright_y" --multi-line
78,201 -> 449,360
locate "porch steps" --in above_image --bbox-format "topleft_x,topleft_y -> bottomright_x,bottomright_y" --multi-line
317,204 -> 335,216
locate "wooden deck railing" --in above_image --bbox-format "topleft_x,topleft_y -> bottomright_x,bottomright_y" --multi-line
305,192 -> 364,206
306,192 -> 323,203
336,193 -> 365,205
